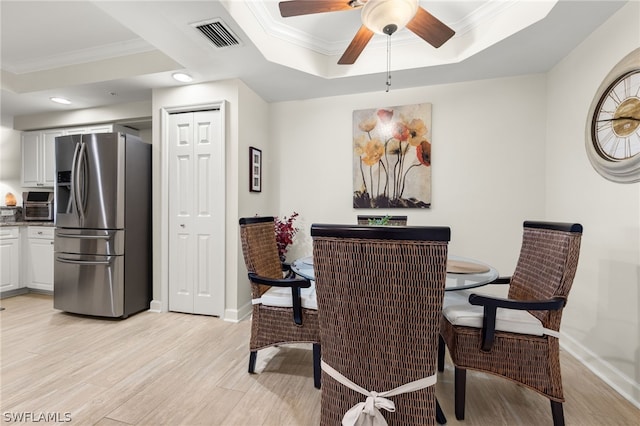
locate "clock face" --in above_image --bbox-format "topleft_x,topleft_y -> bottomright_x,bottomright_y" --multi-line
591,70 -> 640,161
585,47 -> 640,183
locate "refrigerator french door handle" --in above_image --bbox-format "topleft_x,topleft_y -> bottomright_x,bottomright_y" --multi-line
56,257 -> 112,266
75,140 -> 87,223
70,141 -> 81,215
56,233 -> 112,240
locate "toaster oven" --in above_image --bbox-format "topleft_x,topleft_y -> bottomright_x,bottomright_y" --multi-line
22,191 -> 54,221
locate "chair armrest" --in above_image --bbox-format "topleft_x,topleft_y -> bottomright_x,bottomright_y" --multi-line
247,272 -> 311,325
247,272 -> 311,288
487,276 -> 512,285
468,293 -> 566,351
469,294 -> 566,311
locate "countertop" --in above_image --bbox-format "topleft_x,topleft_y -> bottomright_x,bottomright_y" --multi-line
0,221 -> 55,227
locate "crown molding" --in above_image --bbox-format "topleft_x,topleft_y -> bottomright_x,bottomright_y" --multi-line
3,39 -> 155,74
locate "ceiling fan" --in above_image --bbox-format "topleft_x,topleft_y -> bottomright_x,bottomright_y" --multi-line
278,0 -> 455,65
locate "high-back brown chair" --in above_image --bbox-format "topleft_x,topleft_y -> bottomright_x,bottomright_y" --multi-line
357,215 -> 408,226
239,216 -> 321,388
440,221 -> 583,426
312,224 -> 451,425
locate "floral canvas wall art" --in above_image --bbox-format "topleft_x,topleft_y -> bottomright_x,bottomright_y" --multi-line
353,103 -> 432,208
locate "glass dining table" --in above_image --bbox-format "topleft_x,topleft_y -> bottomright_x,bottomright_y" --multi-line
290,254 -> 499,291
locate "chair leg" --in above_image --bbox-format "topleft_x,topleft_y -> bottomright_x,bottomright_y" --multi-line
436,398 -> 447,424
313,343 -> 321,389
248,351 -> 257,374
454,367 -> 466,420
550,400 -> 565,426
438,335 -> 446,372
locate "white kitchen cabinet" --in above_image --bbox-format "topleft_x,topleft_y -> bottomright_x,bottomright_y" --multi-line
21,131 -> 44,187
0,227 -> 21,292
42,130 -> 64,186
22,129 -> 62,187
21,124 -> 139,188
25,226 -> 55,292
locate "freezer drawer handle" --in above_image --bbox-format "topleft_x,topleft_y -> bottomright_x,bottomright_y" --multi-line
56,233 -> 112,239
56,257 -> 112,265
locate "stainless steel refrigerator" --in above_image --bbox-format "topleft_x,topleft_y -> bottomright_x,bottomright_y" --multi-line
53,132 -> 151,318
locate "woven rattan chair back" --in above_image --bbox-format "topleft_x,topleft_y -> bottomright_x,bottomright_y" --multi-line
239,216 -> 282,298
239,216 -> 322,388
508,222 -> 583,329
357,215 -> 408,226
312,224 -> 450,426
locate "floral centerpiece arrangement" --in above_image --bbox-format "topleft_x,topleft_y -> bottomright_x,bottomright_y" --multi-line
275,211 -> 299,262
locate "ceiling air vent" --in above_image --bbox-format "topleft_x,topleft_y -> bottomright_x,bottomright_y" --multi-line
193,19 -> 241,49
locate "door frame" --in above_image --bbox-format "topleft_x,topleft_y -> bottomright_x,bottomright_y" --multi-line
158,101 -> 227,315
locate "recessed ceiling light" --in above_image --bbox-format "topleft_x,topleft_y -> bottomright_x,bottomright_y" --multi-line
172,72 -> 193,83
50,97 -> 71,105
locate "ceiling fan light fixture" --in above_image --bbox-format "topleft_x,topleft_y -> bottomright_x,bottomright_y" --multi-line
361,0 -> 418,35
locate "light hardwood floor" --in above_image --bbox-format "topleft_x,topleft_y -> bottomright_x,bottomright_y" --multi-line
1,294 -> 638,425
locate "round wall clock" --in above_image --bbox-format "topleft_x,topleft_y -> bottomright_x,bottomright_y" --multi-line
585,47 -> 640,183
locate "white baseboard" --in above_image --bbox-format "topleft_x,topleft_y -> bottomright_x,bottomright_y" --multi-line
224,301 -> 252,323
149,299 -> 162,313
561,333 -> 640,409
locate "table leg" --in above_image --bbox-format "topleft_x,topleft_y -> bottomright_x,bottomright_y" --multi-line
436,398 -> 447,424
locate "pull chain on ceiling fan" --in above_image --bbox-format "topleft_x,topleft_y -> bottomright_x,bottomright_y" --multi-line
278,0 -> 455,65
386,34 -> 392,92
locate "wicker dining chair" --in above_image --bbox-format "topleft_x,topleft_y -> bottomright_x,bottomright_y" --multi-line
440,221 -> 583,426
311,224 -> 451,425
238,216 -> 321,388
357,215 -> 408,226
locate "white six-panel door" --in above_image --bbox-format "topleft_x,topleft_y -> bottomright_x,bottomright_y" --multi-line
168,110 -> 225,316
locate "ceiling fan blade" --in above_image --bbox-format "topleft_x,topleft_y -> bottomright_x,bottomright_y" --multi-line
279,1 -> 353,18
338,25 -> 374,65
406,6 -> 455,48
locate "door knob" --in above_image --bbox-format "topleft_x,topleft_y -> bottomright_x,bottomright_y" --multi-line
180,224 -> 185,228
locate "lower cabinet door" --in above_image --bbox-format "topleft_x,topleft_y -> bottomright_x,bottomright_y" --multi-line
0,235 -> 20,292
28,237 -> 54,291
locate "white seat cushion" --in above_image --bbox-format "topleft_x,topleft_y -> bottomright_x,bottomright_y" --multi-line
260,280 -> 318,310
442,290 -> 474,310
443,296 -> 545,336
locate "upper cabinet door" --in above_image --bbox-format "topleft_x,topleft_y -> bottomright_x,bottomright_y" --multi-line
21,130 -> 61,188
21,131 -> 42,187
42,130 -> 64,186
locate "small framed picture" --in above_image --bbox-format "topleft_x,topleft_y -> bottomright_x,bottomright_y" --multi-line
249,146 -> 262,192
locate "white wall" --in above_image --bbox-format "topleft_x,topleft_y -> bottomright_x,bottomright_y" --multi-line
272,74 -> 547,276
237,82 -> 275,316
546,1 -> 640,405
12,101 -> 151,131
